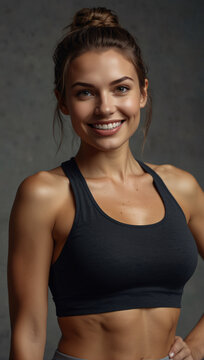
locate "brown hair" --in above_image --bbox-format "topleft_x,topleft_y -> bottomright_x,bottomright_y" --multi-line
52,7 -> 152,155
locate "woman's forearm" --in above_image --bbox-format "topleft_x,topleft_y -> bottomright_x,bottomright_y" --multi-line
184,314 -> 204,360
9,328 -> 46,360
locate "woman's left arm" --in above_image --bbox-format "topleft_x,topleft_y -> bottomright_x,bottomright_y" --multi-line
169,171 -> 204,360
168,316 -> 204,360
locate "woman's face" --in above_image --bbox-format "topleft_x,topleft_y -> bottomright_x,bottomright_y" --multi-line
58,48 -> 148,152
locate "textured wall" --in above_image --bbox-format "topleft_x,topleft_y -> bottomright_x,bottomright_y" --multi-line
1,0 -> 203,359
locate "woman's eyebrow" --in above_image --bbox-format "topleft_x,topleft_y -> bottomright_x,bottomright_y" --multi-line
71,76 -> 134,89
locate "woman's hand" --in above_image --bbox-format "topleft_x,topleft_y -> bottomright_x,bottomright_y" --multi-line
168,336 -> 193,360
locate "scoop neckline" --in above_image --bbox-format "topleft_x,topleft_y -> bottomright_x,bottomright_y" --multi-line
71,157 -> 168,228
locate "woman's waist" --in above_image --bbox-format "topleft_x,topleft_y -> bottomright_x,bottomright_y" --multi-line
57,307 -> 180,359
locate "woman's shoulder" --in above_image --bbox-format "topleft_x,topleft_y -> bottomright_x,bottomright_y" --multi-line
144,160 -> 202,222
15,165 -> 70,214
18,165 -> 65,194
145,161 -> 198,194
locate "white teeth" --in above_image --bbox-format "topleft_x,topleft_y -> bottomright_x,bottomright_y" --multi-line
92,121 -> 122,129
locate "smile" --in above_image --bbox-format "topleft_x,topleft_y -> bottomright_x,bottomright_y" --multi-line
89,120 -> 125,130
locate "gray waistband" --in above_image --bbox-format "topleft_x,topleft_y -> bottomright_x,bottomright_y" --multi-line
52,349 -> 170,360
52,349 -> 87,360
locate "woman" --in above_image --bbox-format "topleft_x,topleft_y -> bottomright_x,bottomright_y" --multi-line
8,7 -> 204,360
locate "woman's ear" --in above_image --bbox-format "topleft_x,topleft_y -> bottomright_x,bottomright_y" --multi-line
54,89 -> 69,115
140,79 -> 149,108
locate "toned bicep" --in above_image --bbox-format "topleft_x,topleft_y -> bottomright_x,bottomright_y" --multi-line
7,173 -> 56,337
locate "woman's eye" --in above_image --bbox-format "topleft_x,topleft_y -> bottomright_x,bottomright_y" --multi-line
76,86 -> 130,98
76,89 -> 93,97
116,86 -> 130,93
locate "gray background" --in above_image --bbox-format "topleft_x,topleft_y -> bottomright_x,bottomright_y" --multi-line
1,0 -> 203,359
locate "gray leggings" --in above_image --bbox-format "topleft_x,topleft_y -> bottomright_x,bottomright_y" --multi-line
51,349 -> 170,360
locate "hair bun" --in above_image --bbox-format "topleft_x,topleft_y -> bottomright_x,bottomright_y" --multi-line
70,7 -> 120,31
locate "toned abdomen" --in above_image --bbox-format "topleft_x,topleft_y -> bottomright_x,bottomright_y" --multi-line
57,307 -> 180,360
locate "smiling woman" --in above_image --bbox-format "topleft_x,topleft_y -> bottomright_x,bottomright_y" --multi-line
7,6 -> 204,360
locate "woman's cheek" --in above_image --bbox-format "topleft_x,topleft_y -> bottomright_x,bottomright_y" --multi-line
71,101 -> 93,119
120,97 -> 141,117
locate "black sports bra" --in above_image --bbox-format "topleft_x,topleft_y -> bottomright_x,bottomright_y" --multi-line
48,157 -> 198,317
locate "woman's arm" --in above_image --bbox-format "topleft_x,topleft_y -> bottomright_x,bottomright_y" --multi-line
185,172 -> 204,359
184,315 -> 204,360
168,171 -> 204,360
8,172 -> 56,360
167,315 -> 204,360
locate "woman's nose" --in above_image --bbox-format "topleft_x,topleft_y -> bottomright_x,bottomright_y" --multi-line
94,93 -> 116,116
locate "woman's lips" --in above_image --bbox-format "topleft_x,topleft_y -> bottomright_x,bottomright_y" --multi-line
88,120 -> 125,136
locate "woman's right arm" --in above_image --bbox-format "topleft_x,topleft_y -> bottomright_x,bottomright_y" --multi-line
7,172 -> 57,360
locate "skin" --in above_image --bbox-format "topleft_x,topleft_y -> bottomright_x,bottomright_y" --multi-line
8,49 -> 204,360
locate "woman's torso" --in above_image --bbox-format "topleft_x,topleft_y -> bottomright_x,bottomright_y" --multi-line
48,159 -> 191,360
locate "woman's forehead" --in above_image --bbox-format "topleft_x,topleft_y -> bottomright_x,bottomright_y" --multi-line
67,49 -> 137,83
